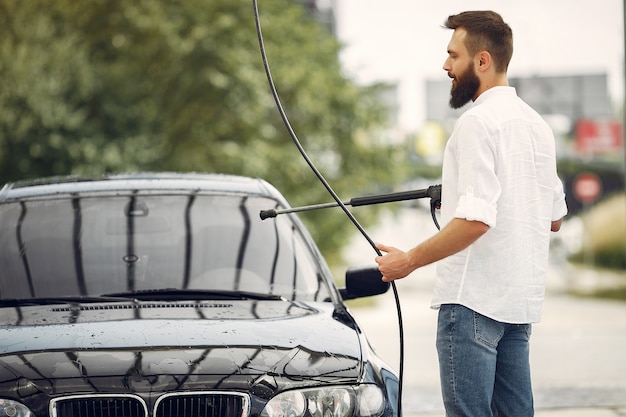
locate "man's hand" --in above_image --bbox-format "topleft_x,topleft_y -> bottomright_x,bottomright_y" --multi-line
374,243 -> 414,282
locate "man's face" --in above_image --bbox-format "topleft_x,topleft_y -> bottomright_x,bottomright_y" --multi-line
443,28 -> 480,109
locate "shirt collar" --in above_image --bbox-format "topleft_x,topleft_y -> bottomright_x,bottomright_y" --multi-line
474,86 -> 516,105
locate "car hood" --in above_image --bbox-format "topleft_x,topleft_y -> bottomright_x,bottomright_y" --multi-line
0,300 -> 364,397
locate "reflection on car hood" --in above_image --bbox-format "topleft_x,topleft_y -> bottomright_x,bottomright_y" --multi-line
0,301 -> 363,396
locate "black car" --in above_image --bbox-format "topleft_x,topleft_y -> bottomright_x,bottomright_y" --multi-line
0,172 -> 399,417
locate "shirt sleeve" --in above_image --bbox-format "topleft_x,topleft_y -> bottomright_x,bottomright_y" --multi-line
552,177 -> 568,221
452,115 -> 500,228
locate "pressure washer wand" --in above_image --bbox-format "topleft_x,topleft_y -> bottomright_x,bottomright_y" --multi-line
260,184 -> 441,220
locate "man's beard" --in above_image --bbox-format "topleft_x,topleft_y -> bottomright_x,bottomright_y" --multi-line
449,63 -> 480,109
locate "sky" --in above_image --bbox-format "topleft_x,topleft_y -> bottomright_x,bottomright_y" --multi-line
335,0 -> 624,131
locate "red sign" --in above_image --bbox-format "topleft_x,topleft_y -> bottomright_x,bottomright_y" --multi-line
575,119 -> 622,155
573,172 -> 602,203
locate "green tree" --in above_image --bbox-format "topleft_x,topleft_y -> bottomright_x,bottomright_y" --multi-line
0,0 -> 404,261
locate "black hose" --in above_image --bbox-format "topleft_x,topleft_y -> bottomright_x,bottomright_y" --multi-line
251,2 -> 405,415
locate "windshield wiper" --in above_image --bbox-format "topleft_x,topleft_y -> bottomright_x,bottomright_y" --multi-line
0,290 -> 287,307
101,288 -> 287,301
0,295 -> 137,307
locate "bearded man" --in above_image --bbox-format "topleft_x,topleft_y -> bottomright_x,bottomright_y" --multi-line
374,11 -> 568,417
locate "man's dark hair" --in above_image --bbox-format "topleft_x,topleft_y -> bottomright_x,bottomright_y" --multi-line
444,11 -> 513,73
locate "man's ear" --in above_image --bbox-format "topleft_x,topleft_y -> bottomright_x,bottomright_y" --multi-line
476,51 -> 492,72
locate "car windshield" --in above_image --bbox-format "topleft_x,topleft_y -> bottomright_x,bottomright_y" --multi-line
0,192 -> 332,302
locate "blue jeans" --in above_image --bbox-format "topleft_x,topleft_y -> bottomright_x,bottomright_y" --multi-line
436,304 -> 534,417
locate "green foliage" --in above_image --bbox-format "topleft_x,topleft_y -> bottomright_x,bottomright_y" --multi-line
568,193 -> 626,271
0,0 -> 404,262
569,238 -> 626,270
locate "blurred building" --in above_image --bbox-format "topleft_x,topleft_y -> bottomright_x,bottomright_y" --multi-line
426,74 -> 613,126
297,0 -> 337,35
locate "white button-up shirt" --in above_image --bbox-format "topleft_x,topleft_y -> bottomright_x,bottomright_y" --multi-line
432,86 -> 568,324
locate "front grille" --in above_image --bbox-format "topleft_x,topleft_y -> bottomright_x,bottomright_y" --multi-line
155,392 -> 249,417
51,394 -> 147,417
50,392 -> 249,417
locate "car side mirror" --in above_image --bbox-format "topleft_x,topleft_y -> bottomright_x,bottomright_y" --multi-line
339,265 -> 389,301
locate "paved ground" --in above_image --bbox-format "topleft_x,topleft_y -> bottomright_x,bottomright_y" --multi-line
340,208 -> 626,417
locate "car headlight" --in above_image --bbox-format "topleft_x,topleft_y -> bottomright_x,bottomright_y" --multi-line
261,385 -> 385,417
0,399 -> 35,417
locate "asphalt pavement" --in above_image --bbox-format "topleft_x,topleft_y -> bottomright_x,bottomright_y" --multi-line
340,207 -> 626,417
